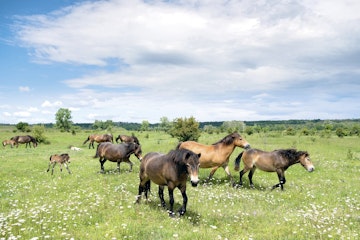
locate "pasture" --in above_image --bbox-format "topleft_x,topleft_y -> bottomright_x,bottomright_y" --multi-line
1,127 -> 360,239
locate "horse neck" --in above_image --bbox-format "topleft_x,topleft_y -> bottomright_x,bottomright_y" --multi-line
216,142 -> 236,156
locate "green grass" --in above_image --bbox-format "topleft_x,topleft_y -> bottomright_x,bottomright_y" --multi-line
1,129 -> 360,239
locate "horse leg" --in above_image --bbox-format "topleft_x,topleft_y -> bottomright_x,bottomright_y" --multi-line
178,185 -> 188,216
64,163 -> 71,174
272,170 -> 286,190
99,158 -> 106,173
248,167 -> 256,188
239,167 -> 249,187
123,158 -> 133,172
158,186 -> 166,208
167,187 -> 175,217
117,161 -> 121,173
222,164 -> 235,187
206,166 -> 220,182
46,162 -> 52,173
51,162 -> 57,175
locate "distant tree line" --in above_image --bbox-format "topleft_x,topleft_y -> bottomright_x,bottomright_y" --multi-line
4,107 -> 360,143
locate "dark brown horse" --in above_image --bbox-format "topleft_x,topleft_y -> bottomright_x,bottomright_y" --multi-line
47,153 -> 71,175
115,134 -> 140,145
83,133 -> 113,149
11,135 -> 38,148
136,149 -> 201,217
95,142 -> 142,173
234,148 -> 315,190
177,132 -> 250,186
2,139 -> 16,148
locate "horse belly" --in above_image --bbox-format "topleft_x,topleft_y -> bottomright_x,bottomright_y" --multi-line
254,158 -> 277,172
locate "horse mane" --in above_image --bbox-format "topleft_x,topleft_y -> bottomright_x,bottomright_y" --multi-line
212,132 -> 239,146
277,149 -> 308,163
167,149 -> 193,164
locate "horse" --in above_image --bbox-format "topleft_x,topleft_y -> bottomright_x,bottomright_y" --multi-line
83,133 -> 113,149
47,153 -> 71,175
11,135 -> 38,148
95,142 -> 142,173
176,132 -> 250,186
234,148 -> 315,190
2,139 -> 16,148
115,134 -> 140,145
136,149 -> 201,217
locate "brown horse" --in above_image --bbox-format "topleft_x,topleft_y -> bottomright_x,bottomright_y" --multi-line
11,135 -> 38,148
115,134 -> 140,145
83,133 -> 113,149
176,132 -> 250,186
2,139 -> 16,148
47,153 -> 71,175
136,149 -> 201,217
234,148 -> 315,190
95,142 -> 142,173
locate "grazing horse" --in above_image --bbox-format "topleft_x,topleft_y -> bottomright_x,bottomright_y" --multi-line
136,149 -> 201,217
47,153 -> 71,175
234,148 -> 315,190
2,139 -> 16,148
95,142 -> 142,173
177,132 -> 250,186
115,134 -> 140,145
11,135 -> 38,148
83,133 -> 113,149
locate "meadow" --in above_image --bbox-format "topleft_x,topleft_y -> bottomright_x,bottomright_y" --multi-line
1,127 -> 360,240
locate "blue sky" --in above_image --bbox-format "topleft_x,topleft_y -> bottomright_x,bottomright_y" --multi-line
1,0 -> 360,124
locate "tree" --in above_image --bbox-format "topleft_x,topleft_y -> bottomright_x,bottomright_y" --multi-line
32,124 -> 49,144
15,122 -> 31,132
55,108 -> 73,132
168,116 -> 201,141
140,120 -> 150,131
159,116 -> 171,132
93,120 -> 114,130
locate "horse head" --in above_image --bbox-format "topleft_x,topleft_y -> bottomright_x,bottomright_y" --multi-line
181,150 -> 201,187
299,151 -> 315,172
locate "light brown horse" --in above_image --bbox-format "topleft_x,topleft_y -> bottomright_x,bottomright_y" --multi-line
95,142 -> 142,173
136,149 -> 201,217
83,133 -> 113,149
47,153 -> 71,175
11,135 -> 38,148
115,134 -> 140,145
2,139 -> 16,148
176,132 -> 250,186
234,148 -> 315,190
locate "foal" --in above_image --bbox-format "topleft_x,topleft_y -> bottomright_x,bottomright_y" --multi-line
47,153 -> 71,175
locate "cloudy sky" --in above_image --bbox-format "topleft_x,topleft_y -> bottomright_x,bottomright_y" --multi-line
1,0 -> 359,124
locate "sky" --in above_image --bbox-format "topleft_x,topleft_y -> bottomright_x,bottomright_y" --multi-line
0,0 -> 360,124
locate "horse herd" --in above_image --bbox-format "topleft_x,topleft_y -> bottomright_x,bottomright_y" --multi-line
2,132 -> 315,217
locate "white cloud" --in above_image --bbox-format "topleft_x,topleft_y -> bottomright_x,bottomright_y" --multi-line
41,100 -> 63,108
8,0 -> 360,123
19,86 -> 30,92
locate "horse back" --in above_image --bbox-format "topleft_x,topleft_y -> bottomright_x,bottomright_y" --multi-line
141,152 -> 178,186
243,149 -> 279,172
179,141 -> 231,168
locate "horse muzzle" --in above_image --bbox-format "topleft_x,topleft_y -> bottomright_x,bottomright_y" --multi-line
244,144 -> 251,149
307,166 -> 315,172
190,176 -> 199,187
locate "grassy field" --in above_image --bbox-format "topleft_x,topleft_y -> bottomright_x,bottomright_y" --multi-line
1,127 -> 360,239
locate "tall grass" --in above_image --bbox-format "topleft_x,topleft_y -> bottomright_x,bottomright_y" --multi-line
1,128 -> 359,239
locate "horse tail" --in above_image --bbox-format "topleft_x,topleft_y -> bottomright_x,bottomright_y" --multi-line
175,142 -> 183,149
234,151 -> 244,171
83,136 -> 90,145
